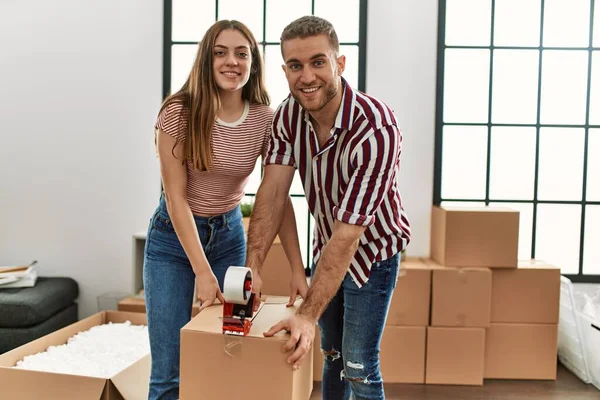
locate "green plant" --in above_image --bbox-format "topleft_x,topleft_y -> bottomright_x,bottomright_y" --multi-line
241,202 -> 254,218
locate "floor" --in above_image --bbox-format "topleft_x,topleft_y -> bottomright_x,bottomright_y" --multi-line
309,364 -> 598,399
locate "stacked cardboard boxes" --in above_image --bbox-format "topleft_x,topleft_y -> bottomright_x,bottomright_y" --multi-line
425,205 -> 560,384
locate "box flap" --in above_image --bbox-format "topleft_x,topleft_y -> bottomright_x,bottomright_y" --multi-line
105,310 -> 147,325
183,296 -> 300,339
110,354 -> 150,400
517,259 -> 560,270
0,368 -> 107,400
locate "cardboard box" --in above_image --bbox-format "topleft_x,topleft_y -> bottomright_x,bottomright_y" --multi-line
260,237 -> 293,296
180,296 -> 313,400
118,296 -> 201,317
0,311 -> 149,400
484,323 -> 558,380
491,260 -> 561,323
313,328 -> 323,382
381,326 -> 426,384
426,327 -> 485,386
430,205 -> 519,268
387,258 -> 431,326
430,263 -> 492,327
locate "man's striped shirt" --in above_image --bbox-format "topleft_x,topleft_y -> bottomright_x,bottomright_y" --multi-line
265,78 -> 411,287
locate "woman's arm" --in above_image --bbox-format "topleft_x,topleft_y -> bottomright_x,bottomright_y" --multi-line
156,129 -> 224,308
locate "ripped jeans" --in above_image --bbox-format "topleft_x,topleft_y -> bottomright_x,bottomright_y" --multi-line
314,253 -> 400,400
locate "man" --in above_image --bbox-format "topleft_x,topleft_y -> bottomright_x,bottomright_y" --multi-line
245,15 -> 411,400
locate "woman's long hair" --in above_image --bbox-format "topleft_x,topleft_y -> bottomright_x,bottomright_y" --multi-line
158,20 -> 270,171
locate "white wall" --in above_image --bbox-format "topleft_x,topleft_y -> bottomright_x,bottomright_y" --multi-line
367,0 -> 439,257
0,0 -> 163,318
0,0 -> 437,318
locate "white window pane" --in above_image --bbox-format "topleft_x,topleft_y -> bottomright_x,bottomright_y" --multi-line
291,197 -> 310,268
265,0 -> 312,42
218,0 -> 264,42
340,45 -> 359,89
589,52 -> 600,125
594,4 -> 600,47
586,129 -> 600,200
441,126 -> 488,199
171,44 -> 198,94
543,0 -> 590,47
538,128 -> 585,201
489,127 -> 536,200
492,50 -> 539,124
290,170 -> 305,196
490,202 -> 533,261
540,50 -> 588,125
264,45 -> 290,107
445,0 -> 492,46
536,204 -> 581,274
314,0 -> 360,42
494,0 -> 541,47
172,0 -> 215,42
245,158 -> 262,195
583,206 -> 600,274
443,49 -> 490,123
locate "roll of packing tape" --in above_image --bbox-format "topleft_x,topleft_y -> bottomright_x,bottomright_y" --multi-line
223,266 -> 253,305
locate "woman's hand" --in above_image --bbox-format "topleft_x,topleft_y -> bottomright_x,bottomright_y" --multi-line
287,270 -> 309,307
196,269 -> 226,312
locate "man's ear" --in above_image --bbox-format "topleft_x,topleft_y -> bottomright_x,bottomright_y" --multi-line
281,64 -> 287,74
336,54 -> 346,76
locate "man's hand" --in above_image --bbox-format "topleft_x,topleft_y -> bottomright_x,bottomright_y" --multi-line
263,314 -> 316,370
196,269 -> 226,312
251,269 -> 263,312
287,271 -> 309,307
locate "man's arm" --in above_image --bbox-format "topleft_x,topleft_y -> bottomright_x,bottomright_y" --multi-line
296,221 -> 365,321
246,164 -> 295,286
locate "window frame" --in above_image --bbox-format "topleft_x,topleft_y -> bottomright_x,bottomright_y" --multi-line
433,0 -> 600,283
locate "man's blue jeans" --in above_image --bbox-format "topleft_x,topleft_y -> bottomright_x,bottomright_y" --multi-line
314,253 -> 400,400
143,197 -> 246,400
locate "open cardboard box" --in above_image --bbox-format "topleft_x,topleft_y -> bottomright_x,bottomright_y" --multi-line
180,296 -> 314,400
0,311 -> 150,400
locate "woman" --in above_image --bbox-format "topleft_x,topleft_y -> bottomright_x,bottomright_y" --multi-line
143,20 -> 308,400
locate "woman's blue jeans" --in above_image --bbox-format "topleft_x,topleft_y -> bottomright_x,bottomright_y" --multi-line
143,196 -> 246,400
315,253 -> 400,400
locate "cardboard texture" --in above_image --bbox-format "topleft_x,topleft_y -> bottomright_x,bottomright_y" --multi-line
484,323 -> 558,380
380,326 -> 427,384
430,205 -> 519,268
0,311 -> 150,400
491,260 -> 561,323
388,258 -> 431,326
426,327 -> 486,386
430,265 -> 492,327
180,296 -> 313,400
118,296 -> 201,317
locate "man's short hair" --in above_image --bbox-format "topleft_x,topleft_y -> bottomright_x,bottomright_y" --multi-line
280,15 -> 340,55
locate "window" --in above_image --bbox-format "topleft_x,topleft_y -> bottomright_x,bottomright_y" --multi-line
162,0 -> 367,268
434,0 -> 599,282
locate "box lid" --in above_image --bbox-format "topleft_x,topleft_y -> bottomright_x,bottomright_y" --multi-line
438,205 -> 517,213
182,296 -> 299,340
